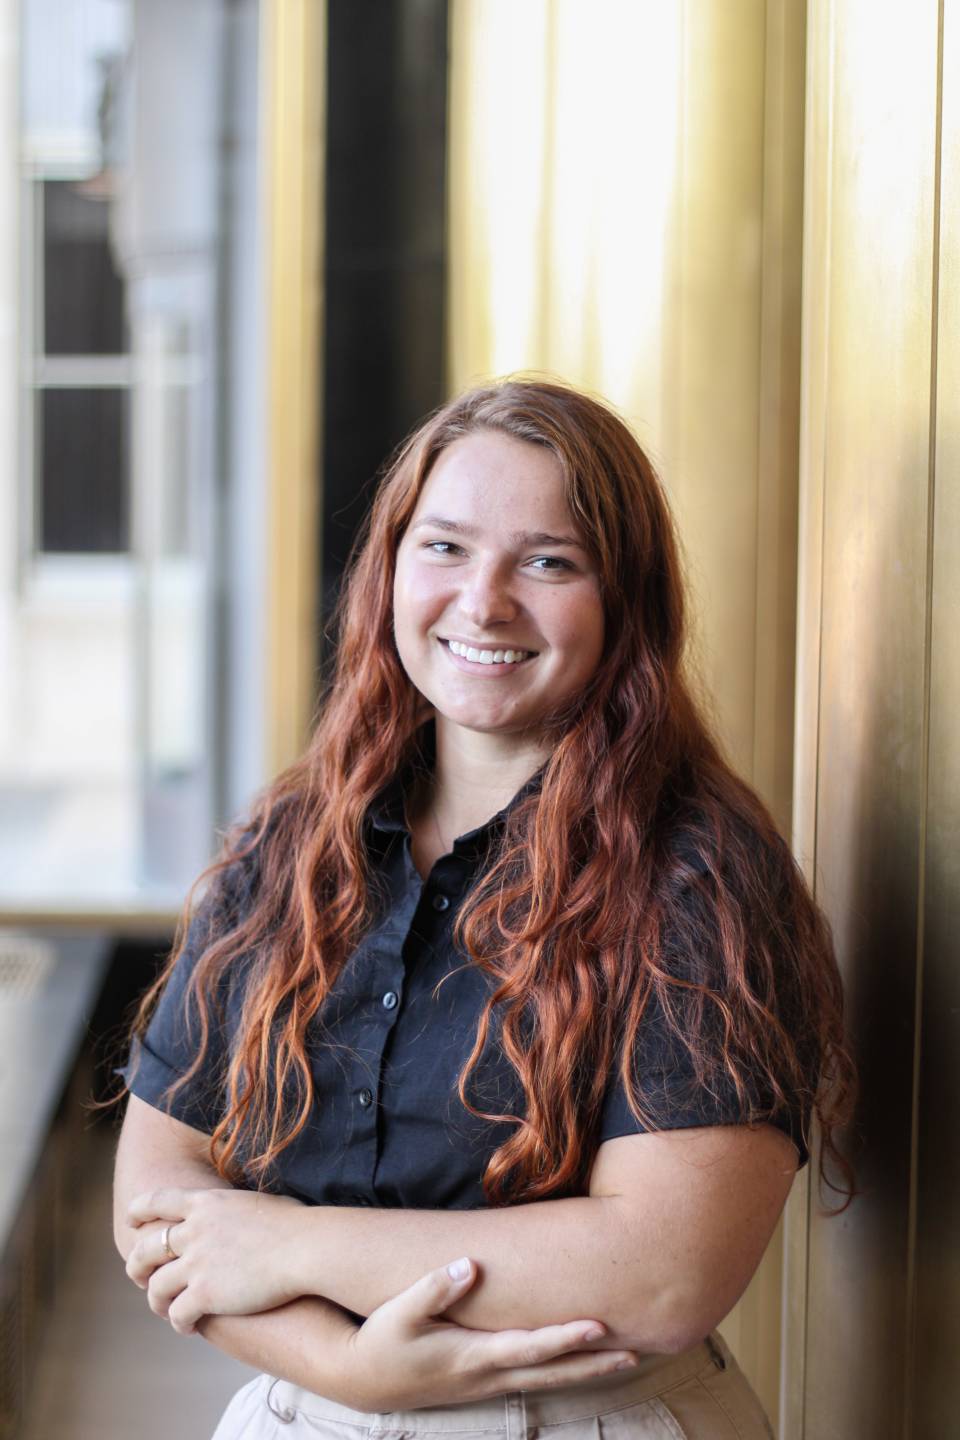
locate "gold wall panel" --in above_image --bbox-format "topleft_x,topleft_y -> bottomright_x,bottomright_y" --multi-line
789,0 -> 947,1435
262,0 -> 324,773
781,5 -> 838,1421
914,3 -> 959,1432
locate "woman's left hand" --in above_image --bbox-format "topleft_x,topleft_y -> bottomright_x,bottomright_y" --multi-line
126,1186 -> 305,1334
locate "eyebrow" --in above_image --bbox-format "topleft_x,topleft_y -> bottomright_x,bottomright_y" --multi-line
411,515 -> 587,550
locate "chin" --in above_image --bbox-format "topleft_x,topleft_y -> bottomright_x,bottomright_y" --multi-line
432,704 -> 528,735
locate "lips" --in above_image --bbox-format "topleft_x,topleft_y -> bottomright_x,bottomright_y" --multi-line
437,637 -> 536,672
439,636 -> 538,656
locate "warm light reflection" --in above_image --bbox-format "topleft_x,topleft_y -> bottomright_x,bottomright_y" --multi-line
547,0 -> 680,413
448,0 -> 680,431
448,0 -> 551,376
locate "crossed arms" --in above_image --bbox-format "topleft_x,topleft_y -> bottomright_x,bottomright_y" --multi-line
112,1094 -> 796,1409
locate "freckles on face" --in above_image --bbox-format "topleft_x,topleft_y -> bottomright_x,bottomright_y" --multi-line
391,429 -> 605,739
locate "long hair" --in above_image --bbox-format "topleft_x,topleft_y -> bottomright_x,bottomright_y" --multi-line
128,378 -> 856,1206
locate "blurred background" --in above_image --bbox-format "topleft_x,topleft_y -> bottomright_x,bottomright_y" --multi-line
0,1 -> 956,1437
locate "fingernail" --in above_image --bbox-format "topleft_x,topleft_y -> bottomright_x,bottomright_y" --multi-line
582,1326 -> 605,1342
616,1356 -> 639,1371
447,1257 -> 471,1280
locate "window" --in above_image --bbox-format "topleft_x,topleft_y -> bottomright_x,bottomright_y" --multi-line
28,176 -> 132,556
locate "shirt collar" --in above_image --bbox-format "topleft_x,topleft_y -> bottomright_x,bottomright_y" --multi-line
366,720 -> 546,851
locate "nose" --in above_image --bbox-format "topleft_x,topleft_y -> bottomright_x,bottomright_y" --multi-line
458,560 -> 518,628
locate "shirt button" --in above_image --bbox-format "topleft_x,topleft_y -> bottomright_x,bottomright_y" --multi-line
431,893 -> 450,912
357,1088 -> 373,1108
382,990 -> 399,1010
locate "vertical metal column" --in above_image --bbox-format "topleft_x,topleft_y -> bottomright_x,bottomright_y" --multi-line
913,6 -> 959,1433
787,2 -> 956,1435
261,0 -> 324,775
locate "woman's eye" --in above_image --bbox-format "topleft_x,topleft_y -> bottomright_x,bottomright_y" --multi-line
420,543 -> 571,572
529,556 -> 572,572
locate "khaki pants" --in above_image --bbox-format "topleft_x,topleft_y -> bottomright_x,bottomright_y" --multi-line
211,1332 -> 775,1439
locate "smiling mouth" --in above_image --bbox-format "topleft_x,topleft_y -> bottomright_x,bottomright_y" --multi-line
439,638 -> 537,667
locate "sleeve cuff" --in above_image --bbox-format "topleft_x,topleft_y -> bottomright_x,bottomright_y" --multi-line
597,1102 -> 808,1167
116,1037 -> 220,1135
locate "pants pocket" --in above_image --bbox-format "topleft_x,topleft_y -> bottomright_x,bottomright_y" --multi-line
653,1360 -> 775,1440
596,1395 -> 695,1440
211,1375 -> 277,1440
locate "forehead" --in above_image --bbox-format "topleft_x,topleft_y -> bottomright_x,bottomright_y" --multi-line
412,431 -> 574,530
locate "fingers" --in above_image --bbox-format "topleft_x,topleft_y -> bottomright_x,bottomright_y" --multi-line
470,1320 -> 638,1393
127,1187 -> 190,1227
388,1257 -> 478,1324
146,1255 -> 210,1335
126,1222 -> 182,1289
484,1319 -> 611,1370
499,1346 -> 639,1393
146,1256 -> 189,1321
167,1287 -> 205,1337
131,1232 -> 203,1337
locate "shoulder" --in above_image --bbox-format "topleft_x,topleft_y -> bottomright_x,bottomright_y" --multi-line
655,802 -> 801,991
198,794 -> 299,923
662,794 -> 797,912
654,798 -> 817,1072
164,802 -> 291,999
664,793 -> 793,879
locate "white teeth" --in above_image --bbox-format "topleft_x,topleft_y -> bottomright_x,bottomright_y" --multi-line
446,640 -> 530,665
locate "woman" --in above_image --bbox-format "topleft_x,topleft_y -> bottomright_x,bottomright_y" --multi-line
114,379 -> 854,1438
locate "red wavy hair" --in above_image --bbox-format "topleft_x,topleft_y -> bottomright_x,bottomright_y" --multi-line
128,378 -> 856,1206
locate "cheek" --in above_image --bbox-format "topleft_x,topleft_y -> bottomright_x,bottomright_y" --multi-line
393,558 -> 446,639
552,594 -> 605,671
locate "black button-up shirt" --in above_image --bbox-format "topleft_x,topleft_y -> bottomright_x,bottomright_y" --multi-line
124,734 -> 807,1210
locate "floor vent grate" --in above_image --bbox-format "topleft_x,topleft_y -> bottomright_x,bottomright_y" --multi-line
0,936 -> 55,1000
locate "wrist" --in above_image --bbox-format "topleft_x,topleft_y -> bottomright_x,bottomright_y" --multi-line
277,1201 -> 317,1302
300,1323 -> 377,1411
198,1298 -> 361,1397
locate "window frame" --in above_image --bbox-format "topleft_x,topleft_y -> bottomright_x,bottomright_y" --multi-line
19,163 -> 134,593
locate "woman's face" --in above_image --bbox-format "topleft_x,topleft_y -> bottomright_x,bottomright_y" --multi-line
393,430 -> 605,744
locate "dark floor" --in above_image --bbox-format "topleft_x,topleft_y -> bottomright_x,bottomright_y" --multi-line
20,1128 -> 255,1440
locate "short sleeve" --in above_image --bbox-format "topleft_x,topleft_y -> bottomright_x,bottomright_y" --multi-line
118,844 -> 259,1134
598,846 -> 813,1167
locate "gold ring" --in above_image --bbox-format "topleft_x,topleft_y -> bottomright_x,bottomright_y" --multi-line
160,1224 -> 176,1260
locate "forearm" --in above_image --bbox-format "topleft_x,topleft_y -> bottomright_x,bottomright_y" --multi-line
114,1104 -> 360,1397
196,1298 -> 359,1401
283,1195 -> 687,1353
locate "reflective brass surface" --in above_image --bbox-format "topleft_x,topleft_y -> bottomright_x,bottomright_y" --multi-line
781,4 -> 836,1430
913,5 -> 958,1434
263,0 -> 324,773
789,1 -> 953,1435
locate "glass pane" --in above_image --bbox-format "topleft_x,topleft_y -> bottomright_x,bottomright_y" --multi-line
43,179 -> 127,355
38,387 -> 129,552
3,0 -> 270,917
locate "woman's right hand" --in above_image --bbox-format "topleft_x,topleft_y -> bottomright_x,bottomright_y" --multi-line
335,1256 -> 639,1411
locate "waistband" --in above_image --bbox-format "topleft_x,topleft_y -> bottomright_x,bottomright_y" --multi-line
264,1330 -> 733,1432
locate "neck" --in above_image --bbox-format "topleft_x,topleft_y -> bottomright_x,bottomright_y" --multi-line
425,716 -> 551,841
